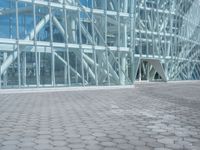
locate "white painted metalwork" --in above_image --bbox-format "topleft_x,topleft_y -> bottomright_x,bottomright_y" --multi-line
0,0 -> 200,88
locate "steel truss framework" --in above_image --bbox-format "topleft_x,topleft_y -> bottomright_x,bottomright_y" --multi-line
0,0 -> 200,88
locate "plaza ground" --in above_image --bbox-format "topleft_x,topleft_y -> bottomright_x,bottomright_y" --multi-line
0,81 -> 200,150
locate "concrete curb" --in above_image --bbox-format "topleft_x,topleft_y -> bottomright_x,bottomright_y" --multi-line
0,85 -> 135,94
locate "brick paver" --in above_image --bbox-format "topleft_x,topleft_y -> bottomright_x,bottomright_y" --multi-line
0,81 -> 200,150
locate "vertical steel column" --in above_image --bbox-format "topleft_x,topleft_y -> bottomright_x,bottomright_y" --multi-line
169,0 -> 173,78
117,0 -> 122,85
174,13 -> 178,68
120,54 -> 126,85
156,0 -> 161,58
63,0 -> 71,86
16,0 -> 21,88
150,2 -> 155,58
22,3 -> 27,86
9,0 -> 13,39
91,0 -> 98,86
123,0 -> 128,47
75,56 -> 78,83
38,52 -> 40,82
49,1 -> 55,86
139,60 -> 142,81
123,0 -> 128,84
138,3 -> 142,57
187,62 -> 190,80
22,52 -> 26,86
3,53 -> 8,87
147,61 -> 150,81
163,5 -> 167,78
78,1 -> 85,86
130,0 -> 136,83
33,0 -> 39,87
144,0 -> 148,57
104,0 -> 110,85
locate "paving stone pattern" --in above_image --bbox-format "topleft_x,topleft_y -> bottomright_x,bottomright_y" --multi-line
0,81 -> 200,150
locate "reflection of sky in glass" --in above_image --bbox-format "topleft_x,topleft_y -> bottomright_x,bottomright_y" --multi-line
0,0 -> 12,38
80,0 -> 92,19
80,0 -> 92,7
0,0 -> 92,38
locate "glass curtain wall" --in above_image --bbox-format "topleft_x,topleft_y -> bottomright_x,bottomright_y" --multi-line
0,0 -> 200,88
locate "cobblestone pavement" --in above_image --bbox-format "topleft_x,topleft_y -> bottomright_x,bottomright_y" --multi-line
0,81 -> 200,150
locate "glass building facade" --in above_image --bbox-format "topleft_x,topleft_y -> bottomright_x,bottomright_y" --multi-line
0,0 -> 200,88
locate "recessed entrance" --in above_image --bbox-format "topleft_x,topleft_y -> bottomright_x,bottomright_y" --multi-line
134,58 -> 167,82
